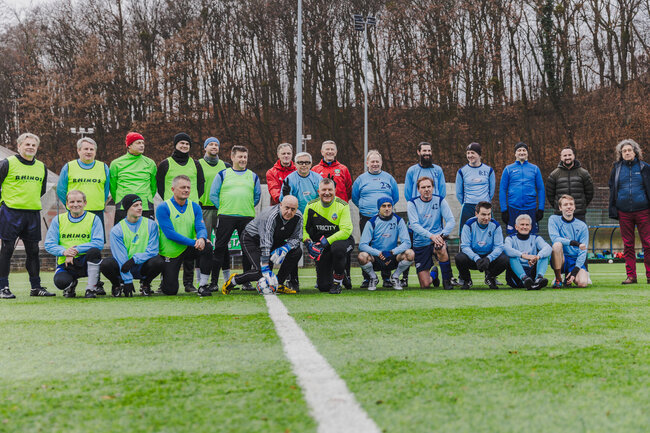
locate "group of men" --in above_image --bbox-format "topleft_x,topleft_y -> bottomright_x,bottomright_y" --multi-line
0,132 -> 593,299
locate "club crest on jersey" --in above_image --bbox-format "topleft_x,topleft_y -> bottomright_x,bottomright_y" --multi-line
334,169 -> 340,174
332,213 -> 338,220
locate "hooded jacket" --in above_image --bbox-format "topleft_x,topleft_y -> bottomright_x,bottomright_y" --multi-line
546,159 -> 594,217
266,160 -> 296,204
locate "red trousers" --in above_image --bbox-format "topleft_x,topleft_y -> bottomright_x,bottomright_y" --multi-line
618,209 -> 650,279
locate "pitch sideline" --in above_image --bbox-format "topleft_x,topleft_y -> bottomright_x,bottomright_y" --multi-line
264,294 -> 381,433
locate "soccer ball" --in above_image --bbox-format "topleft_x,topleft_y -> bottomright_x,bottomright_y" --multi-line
256,278 -> 275,295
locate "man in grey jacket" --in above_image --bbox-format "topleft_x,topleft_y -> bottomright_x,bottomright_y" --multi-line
221,195 -> 302,295
546,147 -> 594,222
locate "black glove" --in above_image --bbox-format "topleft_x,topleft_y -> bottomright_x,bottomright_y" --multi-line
326,173 -> 337,188
281,178 -> 291,197
501,211 -> 509,224
123,282 -> 135,297
476,257 -> 490,272
569,240 -> 580,247
536,209 -> 544,222
569,267 -> 580,279
121,258 -> 136,273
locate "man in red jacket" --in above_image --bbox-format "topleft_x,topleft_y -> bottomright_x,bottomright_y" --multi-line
311,140 -> 352,202
266,143 -> 296,205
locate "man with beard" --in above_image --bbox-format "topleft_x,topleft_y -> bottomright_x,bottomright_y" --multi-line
546,147 -> 594,222
404,141 -> 446,200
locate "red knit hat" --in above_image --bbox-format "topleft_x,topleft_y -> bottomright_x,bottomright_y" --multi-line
125,132 -> 144,147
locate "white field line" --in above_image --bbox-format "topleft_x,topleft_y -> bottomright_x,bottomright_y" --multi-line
264,294 -> 381,433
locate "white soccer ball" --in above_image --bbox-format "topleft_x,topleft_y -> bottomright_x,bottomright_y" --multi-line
257,278 -> 275,295
608,259 -> 613,264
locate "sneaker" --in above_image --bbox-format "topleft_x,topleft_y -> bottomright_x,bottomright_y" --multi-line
95,281 -> 106,296
184,284 -> 197,293
140,284 -> 154,296
63,280 -> 78,298
522,276 -> 535,290
197,285 -> 212,297
342,273 -> 352,290
485,275 -> 498,290
0,287 -> 16,299
382,278 -> 393,288
450,277 -> 461,287
241,282 -> 256,291
442,279 -> 453,290
84,289 -> 97,298
111,284 -> 123,297
329,282 -> 342,294
621,277 -> 637,284
360,279 -> 370,289
207,282 -> 219,293
221,274 -> 237,295
532,276 -> 548,290
400,275 -> 410,288
430,266 -> 440,287
390,277 -> 403,291
30,287 -> 55,297
287,280 -> 300,293
460,279 -> 473,290
367,277 -> 379,291
552,279 -> 563,289
276,284 -> 297,294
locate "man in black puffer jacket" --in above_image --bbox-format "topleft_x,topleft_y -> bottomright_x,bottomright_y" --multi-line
547,147 -> 594,221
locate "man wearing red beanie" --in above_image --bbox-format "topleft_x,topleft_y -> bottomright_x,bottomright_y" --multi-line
109,132 -> 157,224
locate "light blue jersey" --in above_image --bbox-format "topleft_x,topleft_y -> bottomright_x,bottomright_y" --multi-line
407,195 -> 455,248
110,217 -> 160,284
280,170 -> 321,213
404,163 -> 446,200
504,233 -> 552,265
460,217 -> 504,261
359,214 -> 410,257
455,163 -> 495,205
548,215 -> 588,268
352,171 -> 400,217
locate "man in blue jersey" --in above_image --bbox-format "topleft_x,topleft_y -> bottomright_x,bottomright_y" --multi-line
549,194 -> 590,288
358,197 -> 413,291
407,177 -> 455,290
404,142 -> 446,200
157,175 -> 213,297
44,190 -> 105,298
281,152 -> 321,213
455,142 -> 495,231
101,194 -> 163,297
499,142 -> 545,235
504,214 -> 551,290
352,150 -> 400,287
455,201 -> 508,289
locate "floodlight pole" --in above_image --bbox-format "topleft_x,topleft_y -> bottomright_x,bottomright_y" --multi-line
296,0 -> 304,153
70,127 -> 95,139
353,14 -> 376,167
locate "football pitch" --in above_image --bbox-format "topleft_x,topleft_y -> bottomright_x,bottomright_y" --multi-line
0,263 -> 648,432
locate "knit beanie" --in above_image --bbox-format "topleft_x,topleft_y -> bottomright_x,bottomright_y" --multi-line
377,196 -> 394,210
204,137 -> 220,148
466,142 -> 482,155
125,132 -> 144,147
514,141 -> 529,151
121,194 -> 142,211
174,132 -> 192,146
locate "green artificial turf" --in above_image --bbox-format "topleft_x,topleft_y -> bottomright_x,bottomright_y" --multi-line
1,263 -> 649,432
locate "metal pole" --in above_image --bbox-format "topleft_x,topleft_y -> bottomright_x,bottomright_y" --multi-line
363,21 -> 369,166
296,0 -> 304,153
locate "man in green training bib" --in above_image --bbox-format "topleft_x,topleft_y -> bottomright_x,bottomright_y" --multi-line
156,132 -> 205,293
109,132 -> 157,224
0,133 -> 54,299
156,175 -> 213,297
209,145 -> 261,290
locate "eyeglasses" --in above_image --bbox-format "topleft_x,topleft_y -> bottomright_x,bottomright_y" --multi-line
296,161 -> 311,165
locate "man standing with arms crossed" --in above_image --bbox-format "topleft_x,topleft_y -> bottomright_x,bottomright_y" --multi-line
110,132 -> 157,223
0,133 -> 54,299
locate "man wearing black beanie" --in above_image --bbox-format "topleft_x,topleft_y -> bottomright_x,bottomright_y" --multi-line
156,132 -> 206,292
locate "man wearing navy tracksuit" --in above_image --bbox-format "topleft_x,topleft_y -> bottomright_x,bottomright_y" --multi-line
455,201 -> 508,289
499,142 -> 545,235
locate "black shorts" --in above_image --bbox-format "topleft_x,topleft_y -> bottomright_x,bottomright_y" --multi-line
0,205 -> 41,241
414,245 -> 434,273
373,256 -> 398,272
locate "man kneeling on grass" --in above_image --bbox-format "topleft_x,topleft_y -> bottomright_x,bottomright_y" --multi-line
221,195 -> 301,295
454,201 -> 508,289
358,197 -> 413,291
549,194 -> 590,288
101,194 -> 163,297
44,190 -> 105,298
504,214 -> 551,290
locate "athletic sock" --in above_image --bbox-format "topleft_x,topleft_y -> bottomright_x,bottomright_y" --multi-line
195,268 -> 201,284
85,260 -> 101,291
393,260 -> 413,279
361,263 -> 377,279
333,273 -> 344,284
199,273 -> 210,286
439,260 -> 452,281
222,268 -> 231,281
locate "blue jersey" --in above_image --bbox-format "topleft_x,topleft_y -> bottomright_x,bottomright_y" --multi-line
44,211 -> 104,257
548,215 -> 588,267
499,160 -> 545,211
456,163 -> 495,205
351,171 -> 400,217
280,170 -> 321,213
155,198 -> 208,246
504,233 -> 552,267
359,214 -> 410,257
460,217 -> 504,261
110,217 -> 159,284
404,163 -> 446,200
407,195 -> 455,248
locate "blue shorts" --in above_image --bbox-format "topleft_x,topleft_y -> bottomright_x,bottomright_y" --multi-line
414,245 -> 434,273
0,205 -> 41,241
561,255 -> 587,275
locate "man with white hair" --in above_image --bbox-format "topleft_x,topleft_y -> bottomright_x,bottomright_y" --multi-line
0,133 -> 53,299
504,213 -> 551,290
57,136 -> 110,295
267,143 -> 296,205
280,152 -> 321,214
